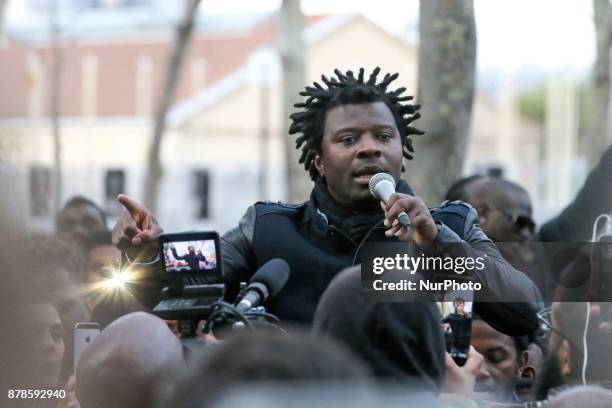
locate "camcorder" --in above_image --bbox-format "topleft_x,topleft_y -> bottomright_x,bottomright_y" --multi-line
151,231 -> 289,340
152,231 -> 226,336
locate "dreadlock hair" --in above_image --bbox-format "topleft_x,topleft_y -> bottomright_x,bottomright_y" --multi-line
289,67 -> 424,180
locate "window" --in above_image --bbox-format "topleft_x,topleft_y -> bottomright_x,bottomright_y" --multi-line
105,169 -> 125,216
30,166 -> 51,217
193,170 -> 210,219
487,166 -> 504,178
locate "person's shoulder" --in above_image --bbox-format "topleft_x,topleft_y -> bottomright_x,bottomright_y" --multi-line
429,200 -> 479,239
253,201 -> 307,217
429,200 -> 476,216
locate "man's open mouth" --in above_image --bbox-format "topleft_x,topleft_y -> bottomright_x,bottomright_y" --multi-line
352,165 -> 385,184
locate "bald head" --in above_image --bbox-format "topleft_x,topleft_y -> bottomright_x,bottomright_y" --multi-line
468,177 -> 533,242
548,386 -> 612,408
76,312 -> 184,408
445,176 -> 529,210
471,178 -> 529,206
445,174 -> 487,203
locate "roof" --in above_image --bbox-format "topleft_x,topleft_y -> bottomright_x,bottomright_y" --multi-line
0,12 -> 329,119
166,14 -> 356,126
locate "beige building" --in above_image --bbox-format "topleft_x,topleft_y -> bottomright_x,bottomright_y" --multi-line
0,13 -> 543,234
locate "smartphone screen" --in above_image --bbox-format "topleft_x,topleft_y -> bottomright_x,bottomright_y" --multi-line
74,322 -> 100,372
440,294 -> 473,366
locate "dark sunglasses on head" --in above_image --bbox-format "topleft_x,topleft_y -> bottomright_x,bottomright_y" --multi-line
537,307 -> 584,356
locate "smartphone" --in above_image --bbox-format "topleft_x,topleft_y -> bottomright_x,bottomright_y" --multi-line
74,322 -> 100,372
440,294 -> 473,366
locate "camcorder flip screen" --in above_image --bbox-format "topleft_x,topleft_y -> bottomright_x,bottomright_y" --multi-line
159,232 -> 222,280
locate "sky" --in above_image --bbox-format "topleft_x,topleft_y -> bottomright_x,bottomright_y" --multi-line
4,0 -> 596,73
201,0 -> 596,73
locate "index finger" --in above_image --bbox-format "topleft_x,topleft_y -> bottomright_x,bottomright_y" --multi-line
385,193 -> 417,211
117,194 -> 147,218
385,196 -> 422,222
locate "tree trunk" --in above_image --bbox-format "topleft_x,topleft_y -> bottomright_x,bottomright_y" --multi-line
143,0 -> 202,212
49,0 -> 63,214
277,0 -> 307,203
258,66 -> 271,200
0,0 -> 9,35
585,0 -> 612,167
412,0 -> 477,206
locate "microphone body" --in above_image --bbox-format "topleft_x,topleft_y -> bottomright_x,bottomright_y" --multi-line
235,259 -> 290,314
369,173 -> 412,229
236,282 -> 267,314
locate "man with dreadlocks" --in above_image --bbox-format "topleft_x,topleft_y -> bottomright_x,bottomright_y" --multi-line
113,67 -> 539,332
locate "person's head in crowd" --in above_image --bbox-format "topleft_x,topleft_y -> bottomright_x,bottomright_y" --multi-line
57,196 -> 108,247
162,329 -> 370,408
537,302 -> 612,400
444,174 -> 487,203
312,266 -> 445,394
547,385 -> 612,408
0,236 -> 70,392
470,313 -> 542,402
31,237 -> 90,320
25,237 -> 90,381
446,176 -> 535,242
22,301 -> 65,388
82,229 -> 121,285
76,312 -> 184,408
80,229 -> 144,325
290,67 -> 423,211
453,298 -> 465,315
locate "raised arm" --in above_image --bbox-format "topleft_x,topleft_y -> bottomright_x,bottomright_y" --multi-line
538,144 -> 612,242
111,194 -> 164,308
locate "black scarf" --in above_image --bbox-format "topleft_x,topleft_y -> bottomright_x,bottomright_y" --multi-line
311,176 -> 413,243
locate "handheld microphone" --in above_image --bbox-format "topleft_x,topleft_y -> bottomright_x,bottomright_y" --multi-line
369,172 -> 411,229
236,258 -> 290,314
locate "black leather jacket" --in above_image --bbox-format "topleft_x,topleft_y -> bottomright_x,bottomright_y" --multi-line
219,199 -> 541,334
128,199 -> 540,334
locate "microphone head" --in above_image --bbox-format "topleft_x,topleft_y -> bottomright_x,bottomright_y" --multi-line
368,172 -> 396,200
249,258 -> 290,298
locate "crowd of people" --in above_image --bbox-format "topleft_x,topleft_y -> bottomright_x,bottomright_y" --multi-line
2,67 -> 612,408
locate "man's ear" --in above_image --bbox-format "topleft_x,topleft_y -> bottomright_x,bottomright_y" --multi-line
520,350 -> 530,367
476,204 -> 488,225
313,153 -> 325,177
558,340 -> 572,378
518,350 -> 536,381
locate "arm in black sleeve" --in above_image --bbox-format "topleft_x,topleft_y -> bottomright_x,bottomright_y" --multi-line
220,204 -> 258,301
171,247 -> 185,260
435,206 -> 541,336
538,144 -> 612,242
120,206 -> 258,307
